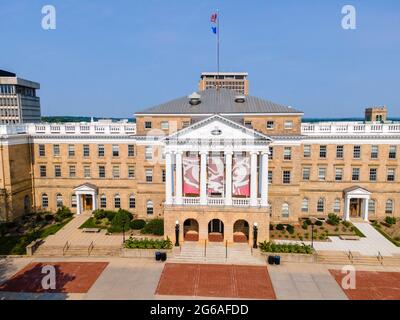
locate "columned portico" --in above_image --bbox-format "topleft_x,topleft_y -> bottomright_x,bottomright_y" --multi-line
74,183 -> 98,215
343,186 -> 371,222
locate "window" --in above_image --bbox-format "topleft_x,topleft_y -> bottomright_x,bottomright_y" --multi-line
42,193 -> 48,208
333,199 -> 341,213
301,198 -> 309,213
112,166 -> 120,178
318,167 -> 326,181
352,168 -> 360,181
266,121 -> 274,129
98,144 -> 105,157
161,121 -> 169,130
128,166 -> 135,179
268,171 -> 273,184
145,169 -> 153,183
114,194 -> 121,208
283,147 -> 292,160
145,121 -> 152,129
353,145 -> 361,159
389,145 -> 397,159
56,193 -> 63,208
129,195 -> 136,209
84,166 -> 91,178
182,121 -> 191,128
244,120 -> 252,127
162,169 -> 166,182
319,145 -> 327,158
284,121 -> 293,130
335,168 -> 343,181
369,168 -> 377,181
53,144 -> 60,157
336,145 -> 344,159
112,145 -> 119,157
268,147 -> 273,160
302,167 -> 310,181
83,144 -> 90,157
100,195 -> 107,208
69,165 -> 76,177
371,145 -> 379,159
368,199 -> 376,215
68,144 -> 75,157
54,165 -> 61,177
385,200 -> 394,214
281,203 -> 290,218
40,165 -> 47,177
39,144 -> 45,157
99,165 -> 106,178
387,168 -> 396,182
282,170 -> 291,184
303,145 -> 311,158
146,200 -> 154,215
145,146 -> 153,160
71,194 -> 77,208
128,145 -> 135,157
317,198 -> 325,213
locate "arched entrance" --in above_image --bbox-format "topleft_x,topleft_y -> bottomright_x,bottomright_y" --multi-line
183,219 -> 199,241
233,220 -> 249,243
208,219 -> 224,242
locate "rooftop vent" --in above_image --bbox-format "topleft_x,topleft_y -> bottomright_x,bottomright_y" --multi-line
234,95 -> 246,103
188,92 -> 201,105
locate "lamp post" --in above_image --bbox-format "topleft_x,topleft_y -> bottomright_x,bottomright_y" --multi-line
253,222 -> 258,249
175,220 -> 180,247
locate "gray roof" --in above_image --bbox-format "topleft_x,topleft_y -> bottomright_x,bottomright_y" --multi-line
136,89 -> 303,115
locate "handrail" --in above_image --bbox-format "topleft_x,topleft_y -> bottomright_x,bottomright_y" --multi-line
88,241 -> 94,256
225,240 -> 228,260
377,251 -> 384,265
204,239 -> 207,258
63,241 -> 70,256
348,250 -> 354,263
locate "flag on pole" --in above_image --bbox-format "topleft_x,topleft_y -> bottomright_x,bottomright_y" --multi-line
211,12 -> 218,34
211,13 -> 218,23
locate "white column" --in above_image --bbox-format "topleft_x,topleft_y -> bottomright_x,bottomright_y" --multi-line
175,151 -> 183,205
250,151 -> 258,207
225,151 -> 233,206
260,151 -> 269,207
92,192 -> 97,211
344,196 -> 350,221
200,151 -> 208,205
76,193 -> 81,215
362,198 -> 369,221
165,151 -> 173,205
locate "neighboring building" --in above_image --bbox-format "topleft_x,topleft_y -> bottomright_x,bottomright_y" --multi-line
0,89 -> 399,247
0,70 -> 41,124
199,72 -> 249,95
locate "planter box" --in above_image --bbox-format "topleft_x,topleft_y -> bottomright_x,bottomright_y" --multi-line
259,251 -> 317,263
121,248 -> 172,258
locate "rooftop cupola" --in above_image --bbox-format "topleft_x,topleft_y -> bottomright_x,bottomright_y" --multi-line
188,92 -> 201,105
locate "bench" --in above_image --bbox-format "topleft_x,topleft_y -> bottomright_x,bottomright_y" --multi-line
339,235 -> 360,241
82,228 -> 101,233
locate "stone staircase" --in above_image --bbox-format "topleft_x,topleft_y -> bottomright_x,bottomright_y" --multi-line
34,243 -> 121,257
316,250 -> 400,266
169,242 -> 265,265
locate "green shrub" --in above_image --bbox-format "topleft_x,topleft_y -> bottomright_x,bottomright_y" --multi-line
44,214 -> 54,222
105,210 -> 117,221
269,224 -> 274,231
130,219 -> 147,230
315,220 -> 323,226
93,209 -> 107,220
55,206 -> 73,222
141,219 -> 164,236
286,225 -> 295,234
258,241 -> 312,254
125,237 -> 172,249
342,221 -> 351,228
304,219 -> 311,225
276,224 -> 285,231
301,222 -> 308,230
385,216 -> 397,226
327,213 -> 340,226
108,209 -> 133,233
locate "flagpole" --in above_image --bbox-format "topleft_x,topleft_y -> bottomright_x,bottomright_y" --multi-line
217,9 -> 220,90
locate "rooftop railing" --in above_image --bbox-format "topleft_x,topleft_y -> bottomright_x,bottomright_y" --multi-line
301,122 -> 400,135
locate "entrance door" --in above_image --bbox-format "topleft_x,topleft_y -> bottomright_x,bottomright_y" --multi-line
84,195 -> 93,211
350,198 -> 360,217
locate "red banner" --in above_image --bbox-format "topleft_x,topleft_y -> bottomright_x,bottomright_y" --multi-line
183,155 -> 200,195
232,155 -> 250,197
208,156 -> 224,195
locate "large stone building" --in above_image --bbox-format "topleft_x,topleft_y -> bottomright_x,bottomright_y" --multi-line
199,72 -> 249,95
0,88 -> 399,245
0,70 -> 41,124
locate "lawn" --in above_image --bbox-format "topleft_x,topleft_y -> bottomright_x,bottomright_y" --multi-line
270,215 -> 365,242
372,218 -> 400,247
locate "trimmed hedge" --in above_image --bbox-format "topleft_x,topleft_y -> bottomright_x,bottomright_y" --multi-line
124,237 -> 172,249
141,219 -> 164,236
259,241 -> 313,254
130,219 -> 147,230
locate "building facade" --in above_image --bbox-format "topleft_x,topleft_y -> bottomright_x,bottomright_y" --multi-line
0,89 -> 399,245
0,70 -> 41,124
199,72 -> 249,95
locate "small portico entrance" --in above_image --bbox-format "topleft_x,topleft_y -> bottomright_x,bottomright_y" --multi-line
74,183 -> 98,215
344,186 -> 371,222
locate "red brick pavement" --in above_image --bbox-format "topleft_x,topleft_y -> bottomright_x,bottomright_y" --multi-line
330,269 -> 400,300
156,263 -> 276,299
0,262 -> 108,293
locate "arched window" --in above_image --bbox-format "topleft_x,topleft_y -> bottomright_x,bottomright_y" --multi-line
71,194 -> 77,208
301,198 -> 309,213
317,198 -> 325,213
146,200 -> 154,215
100,194 -> 107,208
368,199 -> 376,214
333,198 -> 341,213
386,200 -> 394,214
281,203 -> 290,218
129,194 -> 136,209
56,193 -> 63,208
114,194 -> 121,209
42,193 -> 48,208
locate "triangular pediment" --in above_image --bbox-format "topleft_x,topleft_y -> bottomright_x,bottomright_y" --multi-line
164,115 -> 272,142
344,186 -> 371,196
74,183 -> 98,192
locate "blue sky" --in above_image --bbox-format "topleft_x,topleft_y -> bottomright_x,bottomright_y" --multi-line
1,0 -> 399,118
